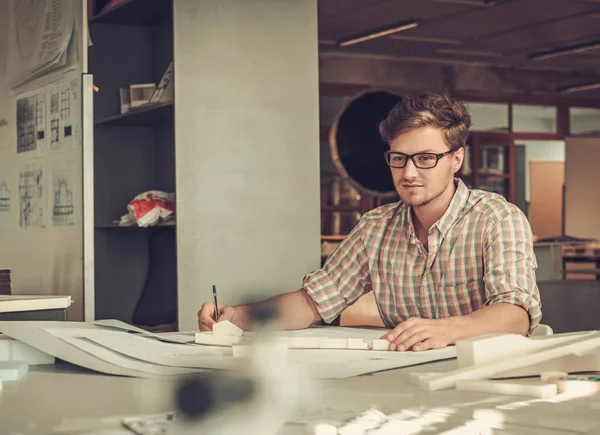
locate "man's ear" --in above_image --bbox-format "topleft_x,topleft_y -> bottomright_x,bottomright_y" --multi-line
453,147 -> 465,173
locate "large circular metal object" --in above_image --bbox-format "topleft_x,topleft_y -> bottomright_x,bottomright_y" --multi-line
330,90 -> 401,197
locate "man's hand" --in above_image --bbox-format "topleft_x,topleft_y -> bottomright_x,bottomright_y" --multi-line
380,317 -> 457,352
197,303 -> 245,331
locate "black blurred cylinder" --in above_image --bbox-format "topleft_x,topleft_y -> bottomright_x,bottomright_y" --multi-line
330,90 -> 401,197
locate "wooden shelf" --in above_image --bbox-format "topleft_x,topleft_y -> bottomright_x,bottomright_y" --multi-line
95,102 -> 173,126
90,0 -> 172,26
95,221 -> 175,229
321,235 -> 346,242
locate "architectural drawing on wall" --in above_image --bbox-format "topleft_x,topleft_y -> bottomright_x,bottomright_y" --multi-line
48,75 -> 80,152
18,161 -> 46,229
16,91 -> 45,154
7,0 -> 75,88
0,164 -> 15,230
51,158 -> 81,227
0,181 -> 10,212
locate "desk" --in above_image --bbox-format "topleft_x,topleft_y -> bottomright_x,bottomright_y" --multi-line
3,360 -> 598,434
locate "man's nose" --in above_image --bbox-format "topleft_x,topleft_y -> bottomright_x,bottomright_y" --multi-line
403,158 -> 419,178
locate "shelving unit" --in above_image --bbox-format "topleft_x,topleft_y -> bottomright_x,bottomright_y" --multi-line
95,102 -> 173,127
88,0 -> 177,329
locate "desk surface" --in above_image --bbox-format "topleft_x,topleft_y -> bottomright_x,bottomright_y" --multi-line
1,360 -> 599,434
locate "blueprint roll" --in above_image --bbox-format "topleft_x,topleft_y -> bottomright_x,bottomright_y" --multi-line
329,90 -> 401,198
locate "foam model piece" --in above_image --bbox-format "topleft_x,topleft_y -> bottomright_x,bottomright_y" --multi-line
412,332 -> 600,391
195,321 -> 394,351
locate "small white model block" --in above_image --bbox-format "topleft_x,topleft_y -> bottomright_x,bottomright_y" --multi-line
0,361 -> 29,381
347,338 -> 370,350
276,337 -> 324,349
320,338 -> 349,349
194,332 -> 241,347
421,332 -> 600,391
213,320 -> 244,337
455,379 -> 558,398
371,339 -> 390,351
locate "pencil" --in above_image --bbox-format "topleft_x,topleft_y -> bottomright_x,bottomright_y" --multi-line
213,284 -> 219,321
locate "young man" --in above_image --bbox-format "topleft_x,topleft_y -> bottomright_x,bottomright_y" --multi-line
198,92 -> 542,352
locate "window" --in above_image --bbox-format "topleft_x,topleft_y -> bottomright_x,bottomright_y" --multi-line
467,102 -> 509,132
513,105 -> 556,134
570,107 -> 600,136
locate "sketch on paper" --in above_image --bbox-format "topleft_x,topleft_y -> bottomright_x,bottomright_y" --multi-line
0,181 -> 10,212
51,158 -> 80,227
0,178 -> 11,230
19,161 -> 46,229
7,0 -> 75,88
16,92 -> 45,154
48,76 -> 80,151
0,163 -> 15,230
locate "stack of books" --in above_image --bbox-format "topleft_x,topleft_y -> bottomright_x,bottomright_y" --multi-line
0,269 -> 10,295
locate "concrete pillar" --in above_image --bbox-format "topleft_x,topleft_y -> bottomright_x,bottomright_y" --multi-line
173,0 -> 321,329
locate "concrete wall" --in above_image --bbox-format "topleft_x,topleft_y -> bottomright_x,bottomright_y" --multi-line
0,0 -> 85,320
173,0 -> 321,330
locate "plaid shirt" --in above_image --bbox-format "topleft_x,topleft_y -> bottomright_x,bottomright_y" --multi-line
304,179 -> 542,334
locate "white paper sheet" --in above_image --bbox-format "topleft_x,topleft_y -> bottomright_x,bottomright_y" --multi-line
7,0 -> 75,88
63,329 -> 237,370
92,319 -> 190,345
0,321 -> 457,380
272,325 -> 392,340
42,328 -> 203,376
289,347 -> 456,379
18,159 -> 46,228
47,74 -> 81,152
0,161 -> 16,230
0,321 -> 160,377
50,155 -> 81,227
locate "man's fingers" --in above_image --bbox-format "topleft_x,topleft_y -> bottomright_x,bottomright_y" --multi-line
218,306 -> 236,322
381,317 -> 425,341
199,320 -> 214,331
391,329 -> 428,351
392,330 -> 429,351
388,325 -> 422,350
413,338 -> 436,352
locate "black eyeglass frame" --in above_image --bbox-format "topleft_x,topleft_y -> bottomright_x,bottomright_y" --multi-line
383,149 -> 457,169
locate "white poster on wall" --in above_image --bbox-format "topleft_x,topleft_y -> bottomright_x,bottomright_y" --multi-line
6,0 -> 76,88
48,74 -> 81,152
0,161 -> 16,230
18,159 -> 46,229
50,155 -> 81,227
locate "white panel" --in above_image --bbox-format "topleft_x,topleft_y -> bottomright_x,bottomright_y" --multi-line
82,73 -> 94,321
173,0 -> 321,329
565,136 -> 600,241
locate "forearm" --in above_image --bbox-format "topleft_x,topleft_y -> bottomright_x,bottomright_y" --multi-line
448,303 -> 530,343
235,289 -> 322,331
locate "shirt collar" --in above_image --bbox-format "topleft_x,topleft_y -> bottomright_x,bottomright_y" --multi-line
434,178 -> 470,237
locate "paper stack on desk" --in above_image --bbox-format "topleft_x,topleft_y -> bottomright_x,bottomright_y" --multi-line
0,320 -> 456,379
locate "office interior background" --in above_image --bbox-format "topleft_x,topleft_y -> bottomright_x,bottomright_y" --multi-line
0,0 -> 599,333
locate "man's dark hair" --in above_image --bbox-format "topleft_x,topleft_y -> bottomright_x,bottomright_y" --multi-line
379,92 -> 472,150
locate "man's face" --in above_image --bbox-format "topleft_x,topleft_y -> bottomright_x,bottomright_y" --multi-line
388,126 -> 464,208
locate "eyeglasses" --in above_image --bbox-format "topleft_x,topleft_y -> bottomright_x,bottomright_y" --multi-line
384,150 -> 455,169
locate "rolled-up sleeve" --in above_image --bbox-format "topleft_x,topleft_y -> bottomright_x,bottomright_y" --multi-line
303,220 -> 372,324
483,209 -> 542,334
